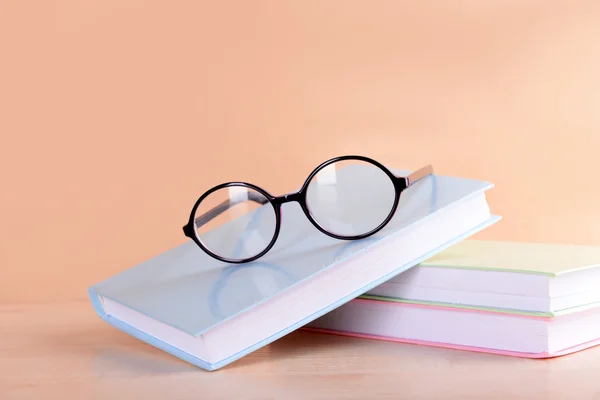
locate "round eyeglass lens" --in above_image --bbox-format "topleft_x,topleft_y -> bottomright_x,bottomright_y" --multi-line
305,159 -> 397,237
194,185 -> 277,261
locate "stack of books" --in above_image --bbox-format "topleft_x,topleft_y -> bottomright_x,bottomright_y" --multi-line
305,240 -> 600,358
88,160 -> 600,371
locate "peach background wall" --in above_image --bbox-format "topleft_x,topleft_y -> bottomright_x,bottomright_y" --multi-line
1,1 -> 600,304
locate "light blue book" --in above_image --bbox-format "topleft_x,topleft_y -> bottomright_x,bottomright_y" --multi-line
88,165 -> 499,371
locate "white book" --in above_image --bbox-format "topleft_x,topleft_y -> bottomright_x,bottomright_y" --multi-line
89,165 -> 497,371
305,296 -> 600,358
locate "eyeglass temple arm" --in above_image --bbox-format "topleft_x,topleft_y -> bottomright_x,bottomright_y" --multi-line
406,164 -> 434,187
193,191 -> 269,228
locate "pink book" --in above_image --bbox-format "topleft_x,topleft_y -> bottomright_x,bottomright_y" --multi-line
304,240 -> 600,358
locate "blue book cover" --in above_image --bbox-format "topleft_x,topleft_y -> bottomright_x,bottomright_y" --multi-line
89,165 -> 499,371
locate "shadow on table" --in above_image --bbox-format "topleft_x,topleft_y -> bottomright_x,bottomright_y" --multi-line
46,325 -> 199,376
225,329 -> 381,370
46,316 -> 600,377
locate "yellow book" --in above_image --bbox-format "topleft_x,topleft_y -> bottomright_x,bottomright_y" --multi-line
422,240 -> 600,276
363,240 -> 600,316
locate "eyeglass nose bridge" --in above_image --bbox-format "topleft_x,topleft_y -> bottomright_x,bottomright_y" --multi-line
273,191 -> 302,206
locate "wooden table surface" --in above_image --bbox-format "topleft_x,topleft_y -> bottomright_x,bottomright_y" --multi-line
2,301 -> 600,400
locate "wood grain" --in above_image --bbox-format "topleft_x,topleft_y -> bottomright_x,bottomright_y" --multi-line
2,301 -> 600,399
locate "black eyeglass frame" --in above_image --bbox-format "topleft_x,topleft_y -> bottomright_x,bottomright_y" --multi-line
183,155 -> 434,264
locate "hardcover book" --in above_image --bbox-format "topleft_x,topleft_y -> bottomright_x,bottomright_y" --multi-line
89,165 -> 498,370
306,240 -> 600,358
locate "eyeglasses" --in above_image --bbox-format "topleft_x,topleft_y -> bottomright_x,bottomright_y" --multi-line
182,155 -> 434,264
